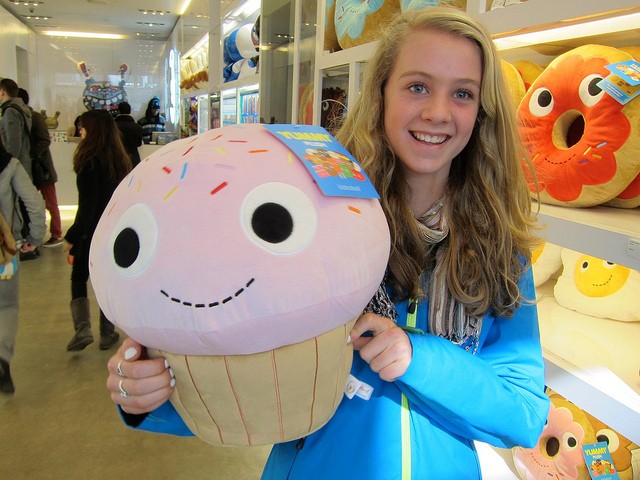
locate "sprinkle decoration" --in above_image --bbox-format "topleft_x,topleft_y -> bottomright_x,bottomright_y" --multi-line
180,163 -> 188,180
162,166 -> 172,174
183,146 -> 194,156
163,186 -> 178,201
348,205 -> 361,214
249,149 -> 268,154
211,182 -> 228,195
211,134 -> 222,142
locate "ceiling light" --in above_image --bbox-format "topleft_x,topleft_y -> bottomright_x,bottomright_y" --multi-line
139,10 -> 170,16
177,0 -> 192,16
42,31 -> 125,39
22,15 -> 51,20
493,11 -> 640,51
11,1 -> 42,6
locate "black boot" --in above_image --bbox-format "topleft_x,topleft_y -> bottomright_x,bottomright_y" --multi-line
99,311 -> 120,350
0,358 -> 15,394
67,297 -> 94,351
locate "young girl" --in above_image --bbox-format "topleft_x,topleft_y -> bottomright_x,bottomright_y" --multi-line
106,8 -> 549,478
64,109 -> 132,352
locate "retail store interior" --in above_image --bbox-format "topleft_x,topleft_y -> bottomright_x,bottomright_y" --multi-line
1,0 -> 639,478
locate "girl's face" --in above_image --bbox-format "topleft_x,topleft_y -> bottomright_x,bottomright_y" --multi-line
383,29 -> 482,189
80,126 -> 87,139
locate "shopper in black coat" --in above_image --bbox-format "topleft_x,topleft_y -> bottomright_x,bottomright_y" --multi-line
17,88 -> 63,248
115,102 -> 143,166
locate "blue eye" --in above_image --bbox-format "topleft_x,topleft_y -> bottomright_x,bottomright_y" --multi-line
454,90 -> 472,100
410,84 -> 426,94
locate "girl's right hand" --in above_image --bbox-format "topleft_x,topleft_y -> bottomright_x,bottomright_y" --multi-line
106,337 -> 175,415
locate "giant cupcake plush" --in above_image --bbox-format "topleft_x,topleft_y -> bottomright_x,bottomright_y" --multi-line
89,124 -> 391,446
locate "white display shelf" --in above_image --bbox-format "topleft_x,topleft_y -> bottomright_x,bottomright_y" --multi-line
536,279 -> 640,444
536,204 -> 640,271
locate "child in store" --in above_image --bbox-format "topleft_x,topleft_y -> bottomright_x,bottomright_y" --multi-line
105,7 -> 550,478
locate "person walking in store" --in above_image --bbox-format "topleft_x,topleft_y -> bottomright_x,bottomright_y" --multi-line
115,101 -> 143,167
0,141 -> 45,394
105,8 -> 550,478
137,96 -> 166,144
64,109 -> 132,352
16,88 -> 63,248
0,78 -> 38,261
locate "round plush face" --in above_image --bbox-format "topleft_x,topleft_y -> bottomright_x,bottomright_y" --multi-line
513,401 -> 590,480
89,124 -> 390,355
517,45 -> 640,207
573,254 -> 630,298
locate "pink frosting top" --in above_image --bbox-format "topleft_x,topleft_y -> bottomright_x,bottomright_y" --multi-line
89,124 -> 390,355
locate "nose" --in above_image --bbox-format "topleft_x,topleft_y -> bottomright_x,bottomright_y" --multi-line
420,93 -> 452,123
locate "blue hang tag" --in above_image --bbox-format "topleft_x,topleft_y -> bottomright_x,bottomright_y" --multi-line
605,60 -> 640,86
262,124 -> 380,199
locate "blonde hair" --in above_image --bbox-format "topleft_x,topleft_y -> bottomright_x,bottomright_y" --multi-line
335,7 -> 536,318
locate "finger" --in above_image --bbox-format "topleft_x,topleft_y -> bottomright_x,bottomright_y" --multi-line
348,313 -> 394,344
107,369 -> 173,398
115,385 -> 174,415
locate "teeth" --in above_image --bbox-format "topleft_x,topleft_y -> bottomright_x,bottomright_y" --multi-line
412,132 -> 447,144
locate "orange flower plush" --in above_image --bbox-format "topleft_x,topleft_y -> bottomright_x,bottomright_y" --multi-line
518,45 -> 640,207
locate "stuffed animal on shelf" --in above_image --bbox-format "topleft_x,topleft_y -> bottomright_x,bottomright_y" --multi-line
554,248 -> 640,322
89,124 -> 391,446
514,388 -> 640,480
517,44 -> 640,207
501,60 -> 526,113
531,239 -> 562,287
514,389 -> 596,480
513,60 -> 544,92
335,0 -> 401,49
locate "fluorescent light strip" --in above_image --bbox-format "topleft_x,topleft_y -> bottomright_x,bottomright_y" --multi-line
494,12 -> 640,51
42,31 -> 125,39
177,0 -> 192,16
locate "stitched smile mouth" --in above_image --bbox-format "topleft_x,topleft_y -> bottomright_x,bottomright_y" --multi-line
160,278 -> 255,308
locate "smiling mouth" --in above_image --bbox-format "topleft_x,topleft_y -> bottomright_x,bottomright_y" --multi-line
160,278 -> 255,308
412,131 -> 447,144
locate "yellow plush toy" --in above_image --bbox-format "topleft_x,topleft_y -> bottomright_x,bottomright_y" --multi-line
531,240 -> 563,287
554,249 -> 640,322
501,60 -> 526,112
513,60 -> 544,92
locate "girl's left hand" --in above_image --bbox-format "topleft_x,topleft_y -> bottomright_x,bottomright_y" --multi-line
349,313 -> 413,382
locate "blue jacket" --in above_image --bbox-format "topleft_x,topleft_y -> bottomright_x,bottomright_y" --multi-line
125,266 -> 549,479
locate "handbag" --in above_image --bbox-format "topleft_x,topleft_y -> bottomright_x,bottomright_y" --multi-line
0,211 -> 18,280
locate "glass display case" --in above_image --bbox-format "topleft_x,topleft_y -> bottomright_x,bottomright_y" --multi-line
239,84 -> 259,124
221,88 -> 237,125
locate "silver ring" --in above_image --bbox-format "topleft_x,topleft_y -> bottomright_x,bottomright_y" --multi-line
117,360 -> 125,377
118,379 -> 130,398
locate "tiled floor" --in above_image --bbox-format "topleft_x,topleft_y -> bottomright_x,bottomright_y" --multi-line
0,210 -> 270,479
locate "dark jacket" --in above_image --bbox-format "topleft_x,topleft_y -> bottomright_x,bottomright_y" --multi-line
29,109 -> 58,186
115,114 -> 143,166
0,97 -> 32,178
64,156 -> 120,256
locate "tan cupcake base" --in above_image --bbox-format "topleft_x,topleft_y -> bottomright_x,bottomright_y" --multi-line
148,319 -> 355,446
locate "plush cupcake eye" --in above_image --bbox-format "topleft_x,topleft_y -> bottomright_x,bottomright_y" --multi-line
241,182 -> 317,255
528,87 -> 554,117
109,203 -> 158,277
578,74 -> 605,107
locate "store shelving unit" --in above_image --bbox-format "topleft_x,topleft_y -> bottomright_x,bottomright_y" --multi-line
307,0 -> 640,446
